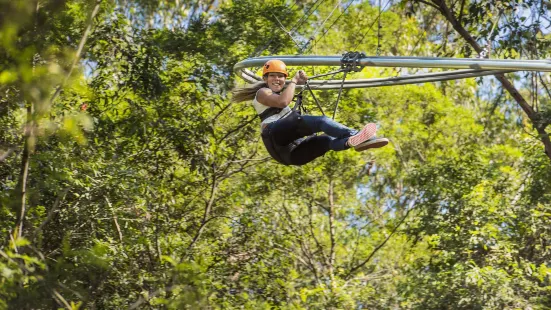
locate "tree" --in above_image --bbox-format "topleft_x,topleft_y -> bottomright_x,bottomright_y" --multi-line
405,0 -> 551,161
1,0 -> 550,308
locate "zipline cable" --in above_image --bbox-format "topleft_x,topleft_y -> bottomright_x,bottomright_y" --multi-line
250,0 -> 300,57
376,0 -> 382,55
305,83 -> 327,116
332,70 -> 348,119
295,0 -> 359,119
251,0 -> 326,58
248,0 -> 348,119
273,0 -> 328,51
299,0 -> 388,119
290,0 -> 328,32
273,13 -> 304,51
299,0 -> 349,53
273,0 -> 332,52
303,0 -> 357,54
247,0 -> 330,83
352,0 -> 391,51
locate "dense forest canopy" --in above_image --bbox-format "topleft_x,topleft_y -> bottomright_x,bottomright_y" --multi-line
1,0 -> 550,308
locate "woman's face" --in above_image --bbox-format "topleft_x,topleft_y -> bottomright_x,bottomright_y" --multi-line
263,72 -> 287,93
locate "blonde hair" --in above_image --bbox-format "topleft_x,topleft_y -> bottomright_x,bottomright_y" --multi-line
231,81 -> 267,103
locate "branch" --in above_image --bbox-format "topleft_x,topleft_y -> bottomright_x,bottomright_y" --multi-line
0,148 -> 15,162
216,115 -> 257,144
16,1 -> 101,237
212,100 -> 235,121
273,244 -> 311,270
328,180 -> 336,288
219,157 -> 269,180
9,231 -> 19,253
458,0 -> 466,21
52,289 -> 72,310
307,202 -> 330,268
31,188 -> 69,241
280,203 -> 324,285
50,0 -> 102,104
105,197 -> 123,243
14,104 -> 33,239
344,200 -> 416,280
434,0 -> 551,160
346,220 -> 372,271
538,73 -> 551,111
185,3 -> 199,33
419,0 -> 444,13
186,167 -> 218,254
129,286 -> 176,310
221,156 -> 270,166
216,143 -> 243,179
203,0 -> 216,16
312,200 -> 330,213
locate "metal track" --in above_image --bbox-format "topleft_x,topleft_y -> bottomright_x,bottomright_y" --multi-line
234,55 -> 551,89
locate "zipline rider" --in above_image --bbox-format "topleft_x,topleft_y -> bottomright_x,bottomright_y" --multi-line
232,59 -> 389,166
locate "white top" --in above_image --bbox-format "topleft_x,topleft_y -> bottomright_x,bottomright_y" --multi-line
252,88 -> 292,126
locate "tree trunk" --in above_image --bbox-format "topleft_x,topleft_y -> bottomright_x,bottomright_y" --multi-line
328,179 -> 336,291
431,0 -> 551,160
15,103 -> 34,239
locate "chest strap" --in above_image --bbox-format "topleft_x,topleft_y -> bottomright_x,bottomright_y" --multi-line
258,107 -> 283,121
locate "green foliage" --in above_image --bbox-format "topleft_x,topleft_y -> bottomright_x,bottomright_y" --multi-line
0,237 -> 46,310
1,0 -> 550,309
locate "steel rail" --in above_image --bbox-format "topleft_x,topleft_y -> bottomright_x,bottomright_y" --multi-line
236,67 -> 515,89
303,69 -> 516,89
234,55 -> 551,89
235,55 -> 551,71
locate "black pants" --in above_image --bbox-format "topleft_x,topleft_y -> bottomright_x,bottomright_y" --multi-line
261,112 -> 351,166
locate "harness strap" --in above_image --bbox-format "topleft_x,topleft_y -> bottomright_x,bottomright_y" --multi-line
258,107 -> 283,121
292,93 -> 304,114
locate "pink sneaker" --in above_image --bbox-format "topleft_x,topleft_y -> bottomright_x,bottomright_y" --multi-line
354,137 -> 389,151
348,123 -> 377,147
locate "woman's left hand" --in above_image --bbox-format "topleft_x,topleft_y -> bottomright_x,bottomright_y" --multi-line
295,70 -> 308,85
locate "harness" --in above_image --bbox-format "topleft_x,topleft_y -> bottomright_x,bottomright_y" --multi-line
259,95 -> 303,165
258,107 -> 283,121
259,52 -> 366,164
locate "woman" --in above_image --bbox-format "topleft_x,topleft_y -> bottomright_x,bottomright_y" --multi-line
232,59 -> 388,166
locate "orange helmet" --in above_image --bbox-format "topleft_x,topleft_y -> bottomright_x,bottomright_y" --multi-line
262,59 -> 288,77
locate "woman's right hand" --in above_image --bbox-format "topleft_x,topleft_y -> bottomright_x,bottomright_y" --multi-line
292,70 -> 308,85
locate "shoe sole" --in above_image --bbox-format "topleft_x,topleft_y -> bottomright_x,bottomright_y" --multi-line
354,138 -> 389,152
348,123 -> 377,147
